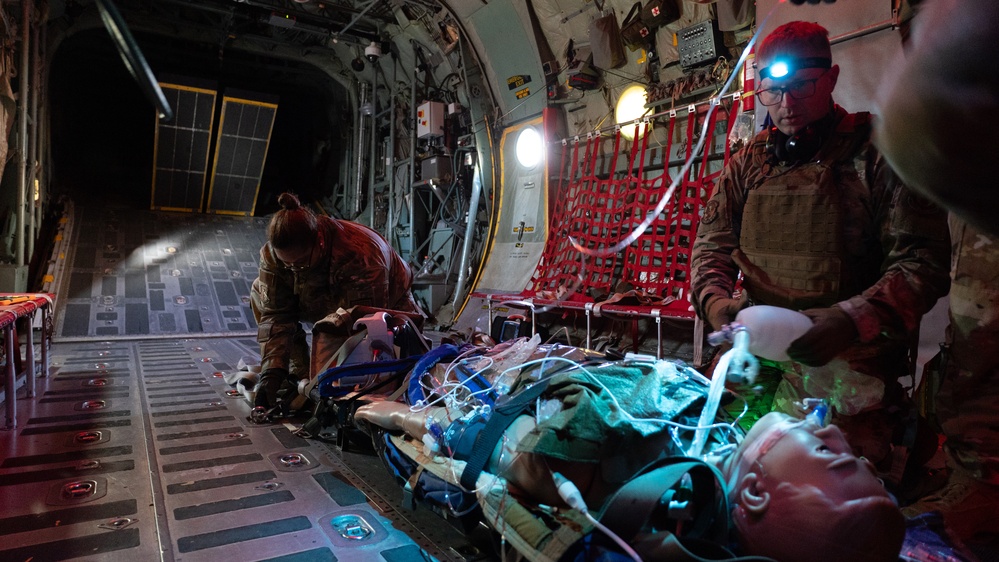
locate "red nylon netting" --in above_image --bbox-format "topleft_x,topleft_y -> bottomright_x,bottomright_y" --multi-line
526,100 -> 739,315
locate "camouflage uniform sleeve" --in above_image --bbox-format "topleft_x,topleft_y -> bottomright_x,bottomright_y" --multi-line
689,147 -> 751,317
388,252 -> 418,312
334,224 -> 395,308
250,244 -> 299,373
836,151 -> 951,342
340,261 -> 391,307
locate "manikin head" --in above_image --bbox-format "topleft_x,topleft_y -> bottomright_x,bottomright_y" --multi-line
756,21 -> 840,136
725,412 -> 905,562
267,192 -> 324,272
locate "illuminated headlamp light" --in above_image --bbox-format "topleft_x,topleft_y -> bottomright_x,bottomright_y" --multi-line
758,56 -> 832,80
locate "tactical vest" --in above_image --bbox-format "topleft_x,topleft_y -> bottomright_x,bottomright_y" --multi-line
739,112 -> 872,310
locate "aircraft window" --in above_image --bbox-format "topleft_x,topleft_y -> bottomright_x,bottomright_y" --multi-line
516,127 -> 544,169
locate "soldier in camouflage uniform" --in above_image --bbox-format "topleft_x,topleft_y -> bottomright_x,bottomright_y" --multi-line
250,192 -> 419,412
875,0 -> 999,551
918,218 -> 999,533
689,21 -> 951,471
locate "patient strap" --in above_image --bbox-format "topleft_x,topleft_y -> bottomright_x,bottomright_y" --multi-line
459,379 -> 552,490
599,457 -> 729,544
590,457 -> 776,561
316,355 -> 422,398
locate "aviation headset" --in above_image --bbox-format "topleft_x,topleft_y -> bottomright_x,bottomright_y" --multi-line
765,110 -> 836,163
765,125 -> 823,162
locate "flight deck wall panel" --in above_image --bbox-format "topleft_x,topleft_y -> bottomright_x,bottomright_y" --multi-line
461,1 -> 545,124
206,94 -> 278,216
151,83 -> 217,212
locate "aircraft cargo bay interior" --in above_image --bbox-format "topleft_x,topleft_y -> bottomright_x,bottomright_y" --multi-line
2,0 -> 997,561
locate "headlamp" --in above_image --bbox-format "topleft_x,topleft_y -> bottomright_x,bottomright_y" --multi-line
758,56 -> 831,80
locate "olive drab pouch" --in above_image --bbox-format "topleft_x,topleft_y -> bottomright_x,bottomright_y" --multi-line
588,1 -> 627,69
641,0 -> 681,28
621,2 -> 653,51
914,343 -> 949,431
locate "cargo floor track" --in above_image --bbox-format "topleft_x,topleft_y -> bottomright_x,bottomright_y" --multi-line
0,204 -> 497,562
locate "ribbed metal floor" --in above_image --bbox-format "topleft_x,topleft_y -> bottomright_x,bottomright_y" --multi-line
55,205 -> 267,340
0,337 -> 494,561
2,202 -> 496,561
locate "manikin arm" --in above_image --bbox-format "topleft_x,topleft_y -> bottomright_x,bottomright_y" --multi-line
354,402 -> 602,506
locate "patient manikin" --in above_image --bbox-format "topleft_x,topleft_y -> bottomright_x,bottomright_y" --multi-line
355,403 -> 905,562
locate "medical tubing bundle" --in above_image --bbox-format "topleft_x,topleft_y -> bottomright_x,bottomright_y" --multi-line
689,328 -> 756,458
392,350 -> 752,562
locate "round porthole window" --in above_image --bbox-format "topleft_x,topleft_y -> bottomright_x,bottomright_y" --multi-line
515,127 -> 544,169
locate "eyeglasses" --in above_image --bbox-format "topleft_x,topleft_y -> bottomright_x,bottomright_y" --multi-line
755,74 -> 825,107
280,243 -> 316,272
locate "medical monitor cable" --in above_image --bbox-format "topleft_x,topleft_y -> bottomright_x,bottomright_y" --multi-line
552,472 -> 644,562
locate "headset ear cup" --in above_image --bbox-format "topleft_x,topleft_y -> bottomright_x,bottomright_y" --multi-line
766,126 -> 789,161
766,112 -> 833,163
785,125 -> 822,161
768,125 -> 822,162
765,126 -> 782,160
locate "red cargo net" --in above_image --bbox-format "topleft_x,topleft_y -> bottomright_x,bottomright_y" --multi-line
527,100 -> 738,317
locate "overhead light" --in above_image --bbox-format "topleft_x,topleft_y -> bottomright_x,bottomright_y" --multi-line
615,84 -> 649,141
364,40 -> 382,63
515,127 -> 544,169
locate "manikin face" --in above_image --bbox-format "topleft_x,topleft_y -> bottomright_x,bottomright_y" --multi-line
732,412 -> 906,562
755,415 -> 888,504
757,56 -> 839,136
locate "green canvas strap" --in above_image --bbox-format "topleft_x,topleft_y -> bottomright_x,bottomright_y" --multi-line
598,457 -> 730,545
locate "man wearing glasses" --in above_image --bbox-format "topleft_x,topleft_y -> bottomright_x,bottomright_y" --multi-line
689,21 -> 950,483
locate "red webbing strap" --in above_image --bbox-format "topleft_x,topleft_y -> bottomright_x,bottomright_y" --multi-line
526,102 -> 736,311
662,106 -> 721,306
666,99 -> 739,303
622,117 -> 676,299
579,130 -> 626,294
701,97 -> 741,193
723,96 -> 743,163
530,135 -> 578,295
530,132 -> 623,298
534,134 -> 592,295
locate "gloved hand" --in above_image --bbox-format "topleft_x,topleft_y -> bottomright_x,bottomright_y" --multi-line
253,368 -> 289,410
787,307 -> 859,366
704,295 -> 743,332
